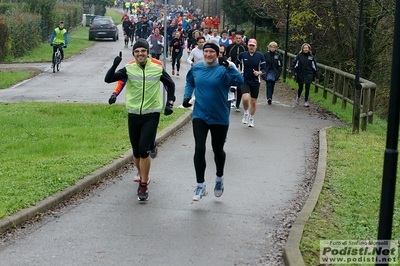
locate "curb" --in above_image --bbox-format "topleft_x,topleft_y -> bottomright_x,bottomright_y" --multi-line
283,126 -> 330,265
0,110 -> 192,234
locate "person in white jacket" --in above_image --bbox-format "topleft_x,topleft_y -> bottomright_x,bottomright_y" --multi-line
187,36 -> 205,66
146,27 -> 164,60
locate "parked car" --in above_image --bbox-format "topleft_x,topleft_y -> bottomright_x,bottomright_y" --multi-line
89,17 -> 119,41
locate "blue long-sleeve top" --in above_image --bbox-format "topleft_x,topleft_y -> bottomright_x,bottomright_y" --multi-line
184,61 -> 244,125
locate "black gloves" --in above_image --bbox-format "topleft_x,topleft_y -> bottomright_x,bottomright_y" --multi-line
230,87 -> 236,92
113,55 -> 122,66
50,43 -> 54,46
182,98 -> 192,108
218,57 -> 229,68
108,94 -> 117,104
164,101 -> 173,115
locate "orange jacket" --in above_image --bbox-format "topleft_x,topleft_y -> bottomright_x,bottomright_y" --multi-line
205,17 -> 213,29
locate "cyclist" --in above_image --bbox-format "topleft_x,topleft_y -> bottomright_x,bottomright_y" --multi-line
49,21 -> 68,62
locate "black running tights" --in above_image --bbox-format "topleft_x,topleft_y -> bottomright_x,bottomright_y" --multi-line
128,112 -> 160,159
171,51 -> 182,71
297,83 -> 311,102
192,118 -> 228,183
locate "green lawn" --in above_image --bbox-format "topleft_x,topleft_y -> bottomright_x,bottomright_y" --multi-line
0,70 -> 41,89
0,103 -> 187,219
286,80 -> 400,265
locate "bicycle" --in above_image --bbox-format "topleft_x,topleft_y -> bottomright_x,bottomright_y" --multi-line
52,44 -> 64,73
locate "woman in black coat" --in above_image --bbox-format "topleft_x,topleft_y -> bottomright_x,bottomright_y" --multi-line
291,43 -> 319,107
263,41 -> 282,105
168,31 -> 185,76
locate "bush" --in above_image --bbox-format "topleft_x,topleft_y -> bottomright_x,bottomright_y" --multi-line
0,3 -> 15,15
53,3 -> 84,31
26,0 -> 57,37
0,18 -> 8,61
0,2 -> 84,62
3,11 -> 42,59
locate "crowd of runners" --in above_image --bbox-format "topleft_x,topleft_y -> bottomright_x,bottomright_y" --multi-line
115,1 -> 318,110
107,1 -> 320,202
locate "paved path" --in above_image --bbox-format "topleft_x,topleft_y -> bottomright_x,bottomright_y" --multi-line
0,25 -> 339,265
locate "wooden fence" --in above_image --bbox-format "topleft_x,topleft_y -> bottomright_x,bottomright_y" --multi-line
278,49 -> 377,132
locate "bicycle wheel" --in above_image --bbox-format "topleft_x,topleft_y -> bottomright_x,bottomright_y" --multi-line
52,55 -> 56,73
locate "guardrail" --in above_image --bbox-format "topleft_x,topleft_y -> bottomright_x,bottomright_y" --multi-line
278,49 -> 377,131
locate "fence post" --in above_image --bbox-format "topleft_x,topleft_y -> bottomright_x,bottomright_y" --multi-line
353,87 -> 362,133
342,77 -> 349,109
332,73 -> 338,104
323,70 -> 330,99
361,86 -> 369,131
369,87 -> 376,124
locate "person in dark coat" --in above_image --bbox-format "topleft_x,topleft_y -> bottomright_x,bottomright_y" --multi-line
168,31 -> 184,76
291,43 -> 319,107
263,41 -> 282,105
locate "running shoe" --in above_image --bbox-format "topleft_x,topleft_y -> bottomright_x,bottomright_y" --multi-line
214,179 -> 224,197
242,113 -> 249,124
176,72 -> 179,76
267,98 -> 272,105
248,118 -> 254,127
193,185 -> 208,201
138,183 -> 149,201
150,141 -> 157,159
172,70 -> 175,75
235,108 -> 240,112
304,101 -> 310,107
295,96 -> 300,105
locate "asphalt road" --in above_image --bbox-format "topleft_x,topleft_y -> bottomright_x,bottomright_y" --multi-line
0,24 -> 339,265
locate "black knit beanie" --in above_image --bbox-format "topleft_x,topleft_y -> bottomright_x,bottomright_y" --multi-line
132,38 -> 149,51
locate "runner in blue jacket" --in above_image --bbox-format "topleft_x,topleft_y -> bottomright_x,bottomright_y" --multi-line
183,41 -> 244,201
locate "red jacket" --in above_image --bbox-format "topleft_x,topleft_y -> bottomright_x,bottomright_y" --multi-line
212,18 -> 220,28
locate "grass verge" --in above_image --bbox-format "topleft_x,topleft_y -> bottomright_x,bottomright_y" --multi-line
285,80 -> 400,265
0,102 -> 188,219
105,9 -> 124,24
0,69 -> 41,89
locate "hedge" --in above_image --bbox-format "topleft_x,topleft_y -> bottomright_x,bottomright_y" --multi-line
52,3 -> 83,36
0,12 -> 42,60
0,2 -> 83,62
0,18 -> 8,62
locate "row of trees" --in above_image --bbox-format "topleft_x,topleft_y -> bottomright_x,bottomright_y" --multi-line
222,0 -> 395,118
